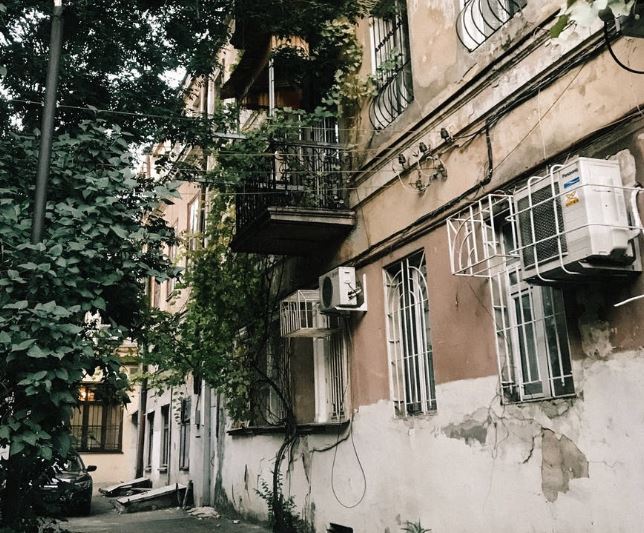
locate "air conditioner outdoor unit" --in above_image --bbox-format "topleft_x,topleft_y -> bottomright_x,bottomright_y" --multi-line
319,266 -> 367,314
513,157 -> 641,283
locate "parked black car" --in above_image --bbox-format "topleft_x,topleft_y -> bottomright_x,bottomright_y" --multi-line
38,451 -> 96,516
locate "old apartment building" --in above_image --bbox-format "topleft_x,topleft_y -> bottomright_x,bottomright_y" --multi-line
139,1 -> 644,531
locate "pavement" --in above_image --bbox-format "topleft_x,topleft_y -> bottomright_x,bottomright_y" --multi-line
58,492 -> 271,533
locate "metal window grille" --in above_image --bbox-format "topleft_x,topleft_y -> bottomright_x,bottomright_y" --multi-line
264,334 -> 291,425
457,0 -> 527,52
179,397 -> 191,470
447,193 -> 518,277
369,0 -> 414,130
166,223 -> 178,296
323,332 -> 349,421
70,384 -> 123,452
491,265 -> 574,402
160,405 -> 170,469
384,250 -> 436,416
146,412 -> 154,468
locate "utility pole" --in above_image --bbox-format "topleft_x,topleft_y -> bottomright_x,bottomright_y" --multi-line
31,0 -> 63,244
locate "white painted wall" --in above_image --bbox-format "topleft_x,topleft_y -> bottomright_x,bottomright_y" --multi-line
216,349 -> 644,533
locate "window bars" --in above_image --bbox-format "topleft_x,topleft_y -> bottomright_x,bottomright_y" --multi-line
456,0 -> 527,52
369,0 -> 414,130
70,384 -> 123,452
384,250 -> 436,416
446,192 -> 575,403
491,269 -> 574,402
447,194 -> 519,277
314,332 -> 349,422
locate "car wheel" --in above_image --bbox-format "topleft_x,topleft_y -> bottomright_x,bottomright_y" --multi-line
79,497 -> 92,516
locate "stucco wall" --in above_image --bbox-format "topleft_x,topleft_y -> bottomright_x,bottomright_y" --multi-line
217,348 -> 644,532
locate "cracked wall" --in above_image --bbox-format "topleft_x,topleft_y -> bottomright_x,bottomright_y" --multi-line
541,429 -> 589,502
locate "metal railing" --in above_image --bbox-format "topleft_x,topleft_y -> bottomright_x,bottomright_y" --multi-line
456,0 -> 527,52
235,124 -> 349,232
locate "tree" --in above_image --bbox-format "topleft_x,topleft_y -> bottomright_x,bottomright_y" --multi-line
0,0 -> 235,528
0,121 -> 178,529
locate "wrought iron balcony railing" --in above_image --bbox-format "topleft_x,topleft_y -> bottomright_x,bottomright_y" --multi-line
369,58 -> 414,131
368,1 -> 414,130
235,136 -> 350,233
456,0 -> 527,52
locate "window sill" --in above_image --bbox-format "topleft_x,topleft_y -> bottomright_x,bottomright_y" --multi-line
77,450 -> 124,454
502,393 -> 577,406
227,420 -> 349,437
144,467 -> 152,473
158,467 -> 168,473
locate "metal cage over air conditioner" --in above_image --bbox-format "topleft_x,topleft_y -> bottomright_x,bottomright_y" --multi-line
512,157 -> 641,283
279,290 -> 339,338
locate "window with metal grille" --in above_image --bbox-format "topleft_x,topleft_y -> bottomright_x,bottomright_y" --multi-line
145,412 -> 154,469
160,405 -> 170,470
314,331 -> 349,423
384,250 -> 436,416
70,384 -> 123,452
262,331 -> 290,425
369,0 -> 414,130
179,397 -> 191,470
491,220 -> 574,403
457,0 -> 527,52
166,221 -> 178,297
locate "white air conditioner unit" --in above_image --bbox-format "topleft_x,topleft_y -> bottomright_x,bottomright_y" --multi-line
513,157 -> 641,282
319,267 -> 367,314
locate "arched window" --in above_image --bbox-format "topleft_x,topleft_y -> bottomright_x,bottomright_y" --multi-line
384,250 -> 436,416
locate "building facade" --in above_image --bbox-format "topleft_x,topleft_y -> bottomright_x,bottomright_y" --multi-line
147,1 -> 644,531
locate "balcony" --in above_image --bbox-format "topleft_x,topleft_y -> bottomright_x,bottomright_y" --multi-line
231,132 -> 355,255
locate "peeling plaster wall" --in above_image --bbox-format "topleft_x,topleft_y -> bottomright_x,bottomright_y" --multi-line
217,350 -> 644,532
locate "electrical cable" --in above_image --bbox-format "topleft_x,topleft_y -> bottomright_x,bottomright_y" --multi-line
603,23 -> 644,75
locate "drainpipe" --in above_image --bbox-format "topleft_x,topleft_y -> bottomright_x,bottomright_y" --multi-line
135,276 -> 152,478
135,369 -> 148,478
268,58 -> 275,117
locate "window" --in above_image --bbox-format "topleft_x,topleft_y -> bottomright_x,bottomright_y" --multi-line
313,332 -> 349,423
145,412 -> 154,470
151,279 -> 161,309
179,397 -> 191,470
457,0 -> 527,52
491,220 -> 574,402
369,0 -> 414,130
262,331 -> 290,425
70,384 -> 123,452
160,405 -> 170,470
261,317 -> 349,426
166,222 -> 178,297
187,197 -> 200,254
384,251 -> 436,416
